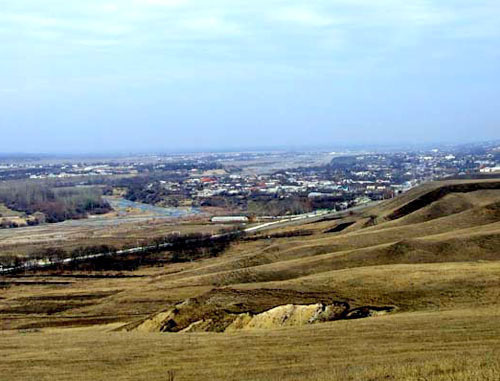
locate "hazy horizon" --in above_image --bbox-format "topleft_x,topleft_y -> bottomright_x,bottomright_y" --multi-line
0,139 -> 498,159
1,1 -> 499,153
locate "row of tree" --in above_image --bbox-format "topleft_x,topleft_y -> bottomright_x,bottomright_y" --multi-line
0,182 -> 111,223
0,229 -> 242,273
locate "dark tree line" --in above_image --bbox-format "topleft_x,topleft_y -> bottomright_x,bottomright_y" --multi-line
1,230 -> 242,273
0,182 -> 111,223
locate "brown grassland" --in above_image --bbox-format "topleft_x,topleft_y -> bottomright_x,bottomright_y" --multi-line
1,178 -> 500,380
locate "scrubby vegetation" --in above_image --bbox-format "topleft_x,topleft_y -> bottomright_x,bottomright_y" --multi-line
242,229 -> 314,241
247,196 -> 313,216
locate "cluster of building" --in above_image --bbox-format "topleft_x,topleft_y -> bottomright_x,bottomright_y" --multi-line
1,142 -> 499,216
146,144 -> 500,213
0,163 -> 140,180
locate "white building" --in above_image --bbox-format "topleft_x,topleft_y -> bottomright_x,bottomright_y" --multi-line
480,167 -> 500,173
211,216 -> 249,223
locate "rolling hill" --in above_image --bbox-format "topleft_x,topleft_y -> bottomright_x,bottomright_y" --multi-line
1,178 -> 500,380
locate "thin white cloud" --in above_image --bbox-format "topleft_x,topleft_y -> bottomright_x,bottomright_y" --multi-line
75,39 -> 120,47
180,16 -> 241,36
135,0 -> 189,7
0,13 -> 64,28
0,12 -> 131,36
0,0 -> 498,69
272,7 -> 335,27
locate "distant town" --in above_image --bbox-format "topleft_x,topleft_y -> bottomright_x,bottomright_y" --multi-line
0,141 -> 499,228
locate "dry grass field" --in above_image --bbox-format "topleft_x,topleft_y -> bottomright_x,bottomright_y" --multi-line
1,308 -> 499,381
0,204 -> 23,217
1,179 -> 500,380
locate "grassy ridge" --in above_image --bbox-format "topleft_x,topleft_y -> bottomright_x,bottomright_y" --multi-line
1,179 -> 500,380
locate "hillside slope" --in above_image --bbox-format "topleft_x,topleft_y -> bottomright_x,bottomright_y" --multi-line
1,179 -> 500,380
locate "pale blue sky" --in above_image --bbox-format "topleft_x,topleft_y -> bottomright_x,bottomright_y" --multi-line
0,0 -> 499,153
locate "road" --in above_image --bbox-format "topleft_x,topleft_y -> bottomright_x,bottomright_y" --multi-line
1,202 -> 379,275
0,241 -> 176,275
243,201 -> 380,234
